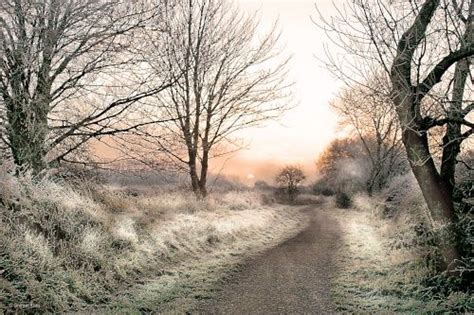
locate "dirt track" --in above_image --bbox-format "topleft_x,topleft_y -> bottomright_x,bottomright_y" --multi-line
195,207 -> 341,314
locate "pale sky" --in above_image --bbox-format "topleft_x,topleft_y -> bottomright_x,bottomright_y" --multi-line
96,0 -> 344,182
219,0 -> 343,180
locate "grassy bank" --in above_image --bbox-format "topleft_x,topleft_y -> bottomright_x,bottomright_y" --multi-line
0,173 -> 308,313
331,194 -> 473,313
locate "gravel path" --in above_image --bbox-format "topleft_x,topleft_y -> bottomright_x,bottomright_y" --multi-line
194,207 -> 341,314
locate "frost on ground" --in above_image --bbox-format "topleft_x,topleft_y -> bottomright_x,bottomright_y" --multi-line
331,193 -> 473,313
0,173 -> 308,313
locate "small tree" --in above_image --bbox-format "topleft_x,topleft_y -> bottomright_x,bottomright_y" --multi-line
276,165 -> 305,203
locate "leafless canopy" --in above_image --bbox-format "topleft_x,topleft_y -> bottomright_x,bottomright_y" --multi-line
125,0 -> 292,196
316,0 -> 473,272
0,0 -> 172,173
331,75 -> 407,194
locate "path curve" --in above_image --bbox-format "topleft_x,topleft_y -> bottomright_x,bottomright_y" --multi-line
195,207 -> 341,314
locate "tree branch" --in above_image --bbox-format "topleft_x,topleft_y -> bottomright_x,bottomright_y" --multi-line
418,43 -> 474,96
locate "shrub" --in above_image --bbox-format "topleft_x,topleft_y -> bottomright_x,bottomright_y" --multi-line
454,200 -> 474,286
336,191 -> 352,209
322,188 -> 335,196
254,180 -> 271,190
312,181 -> 336,196
380,173 -> 426,219
321,187 -> 336,196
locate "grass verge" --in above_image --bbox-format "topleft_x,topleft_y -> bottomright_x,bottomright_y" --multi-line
0,173 -> 308,313
331,194 -> 473,313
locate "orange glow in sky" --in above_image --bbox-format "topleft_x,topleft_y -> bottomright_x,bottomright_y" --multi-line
217,0 -> 342,180
93,1 -> 343,183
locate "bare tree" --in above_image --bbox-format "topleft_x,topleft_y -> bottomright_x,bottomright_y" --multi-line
389,0 -> 473,272
316,0 -> 474,272
0,0 -> 172,174
138,0 -> 291,197
331,76 -> 407,195
276,165 -> 305,203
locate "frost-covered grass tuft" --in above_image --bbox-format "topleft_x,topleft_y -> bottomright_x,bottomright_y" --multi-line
0,171 -> 306,313
331,188 -> 472,313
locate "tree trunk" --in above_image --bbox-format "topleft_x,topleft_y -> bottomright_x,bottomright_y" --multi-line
402,126 -> 460,272
288,184 -> 295,203
189,154 -> 201,197
198,150 -> 209,198
440,57 -> 469,196
391,84 -> 460,272
6,99 -> 48,174
3,56 -> 52,174
440,2 -> 472,195
198,182 -> 208,198
189,153 -> 208,198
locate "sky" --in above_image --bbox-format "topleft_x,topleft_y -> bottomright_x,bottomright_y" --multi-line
95,0 -> 344,183
218,0 -> 343,181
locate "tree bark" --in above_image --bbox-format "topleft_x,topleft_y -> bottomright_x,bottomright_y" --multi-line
5,93 -> 49,174
392,85 -> 460,272
188,149 -> 208,198
188,149 -> 201,197
189,164 -> 201,197
198,149 -> 209,198
403,127 -> 460,271
440,58 -> 468,196
440,6 -> 472,196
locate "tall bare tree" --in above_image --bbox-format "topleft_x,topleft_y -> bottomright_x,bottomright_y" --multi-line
141,0 -> 291,197
390,0 -> 473,272
317,0 -> 473,272
0,0 -> 172,174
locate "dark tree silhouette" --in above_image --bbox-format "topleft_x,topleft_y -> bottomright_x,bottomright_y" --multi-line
276,165 -> 305,203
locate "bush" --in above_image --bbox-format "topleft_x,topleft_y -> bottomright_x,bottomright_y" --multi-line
321,187 -> 335,196
454,200 -> 474,286
312,181 -> 335,196
254,180 -> 271,190
336,192 -> 352,209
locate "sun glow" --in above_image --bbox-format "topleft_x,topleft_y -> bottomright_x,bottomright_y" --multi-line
222,0 -> 341,174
